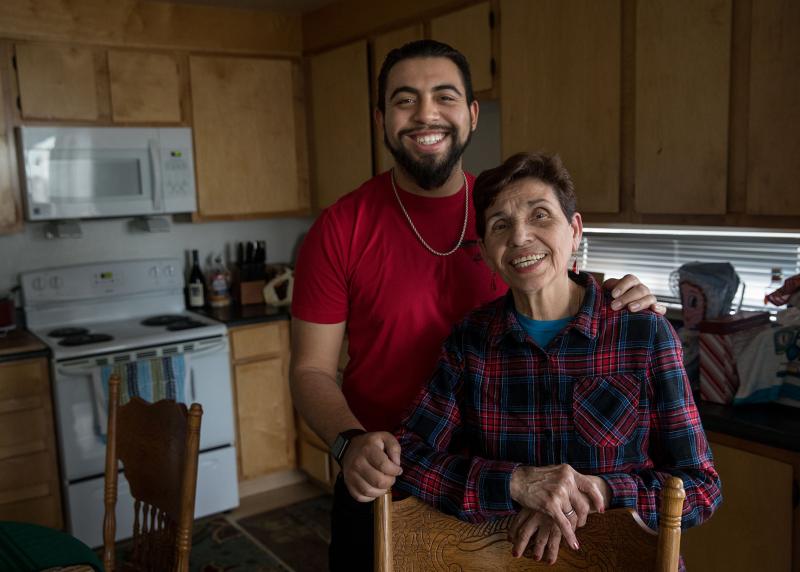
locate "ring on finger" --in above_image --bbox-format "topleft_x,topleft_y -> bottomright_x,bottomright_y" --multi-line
564,508 -> 576,518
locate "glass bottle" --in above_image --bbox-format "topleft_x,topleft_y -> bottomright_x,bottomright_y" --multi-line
187,250 -> 205,308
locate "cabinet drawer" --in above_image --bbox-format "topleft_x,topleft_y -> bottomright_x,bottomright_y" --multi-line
231,322 -> 284,361
0,451 -> 58,491
0,408 -> 52,460
0,492 -> 62,529
0,359 -> 49,405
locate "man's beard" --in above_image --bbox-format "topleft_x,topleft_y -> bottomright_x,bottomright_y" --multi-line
385,126 -> 473,191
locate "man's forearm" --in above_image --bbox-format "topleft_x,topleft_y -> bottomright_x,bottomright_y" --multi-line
291,367 -> 364,446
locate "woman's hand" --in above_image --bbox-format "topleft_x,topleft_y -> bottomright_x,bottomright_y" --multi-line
603,274 -> 666,314
509,464 -> 610,550
508,508 -> 569,563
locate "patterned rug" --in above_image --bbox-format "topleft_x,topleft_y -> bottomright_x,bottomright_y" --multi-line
104,495 -> 333,572
238,494 -> 332,572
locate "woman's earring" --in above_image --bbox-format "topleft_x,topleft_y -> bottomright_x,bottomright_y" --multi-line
572,254 -> 579,273
491,272 -> 497,292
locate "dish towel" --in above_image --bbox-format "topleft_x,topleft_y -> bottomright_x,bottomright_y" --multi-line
92,354 -> 189,437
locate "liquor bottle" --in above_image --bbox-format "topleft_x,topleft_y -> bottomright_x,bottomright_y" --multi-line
187,250 -> 205,308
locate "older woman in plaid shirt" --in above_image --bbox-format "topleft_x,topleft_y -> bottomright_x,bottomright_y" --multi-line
394,152 -> 721,565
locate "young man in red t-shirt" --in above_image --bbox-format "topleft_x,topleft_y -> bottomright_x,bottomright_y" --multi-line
290,40 -> 664,571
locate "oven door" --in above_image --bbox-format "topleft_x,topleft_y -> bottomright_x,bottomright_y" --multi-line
53,336 -> 235,482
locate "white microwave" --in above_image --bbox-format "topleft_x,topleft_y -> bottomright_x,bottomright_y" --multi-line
17,126 -> 197,221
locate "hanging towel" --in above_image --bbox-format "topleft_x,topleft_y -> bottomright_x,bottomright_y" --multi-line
92,354 -> 189,436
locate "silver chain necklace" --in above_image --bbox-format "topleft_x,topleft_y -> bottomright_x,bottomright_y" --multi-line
390,168 -> 469,257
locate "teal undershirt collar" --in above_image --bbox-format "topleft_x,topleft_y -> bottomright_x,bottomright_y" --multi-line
514,309 -> 572,347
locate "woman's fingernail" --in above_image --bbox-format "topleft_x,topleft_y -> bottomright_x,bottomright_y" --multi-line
611,300 -> 622,310
573,541 -> 580,551
656,304 -> 666,313
612,289 -> 621,298
630,302 -> 640,311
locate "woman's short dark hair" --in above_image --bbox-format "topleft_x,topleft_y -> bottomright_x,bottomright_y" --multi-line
473,152 -> 577,239
377,40 -> 474,114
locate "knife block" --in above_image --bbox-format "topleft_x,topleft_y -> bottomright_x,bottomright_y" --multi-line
235,280 -> 266,305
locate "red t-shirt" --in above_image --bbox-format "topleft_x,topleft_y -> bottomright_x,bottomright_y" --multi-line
292,171 -> 507,432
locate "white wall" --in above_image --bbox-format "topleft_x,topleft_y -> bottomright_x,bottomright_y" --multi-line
0,216 -> 313,296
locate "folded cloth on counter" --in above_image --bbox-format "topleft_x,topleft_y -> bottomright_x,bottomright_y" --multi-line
735,324 -> 800,407
92,354 -> 189,436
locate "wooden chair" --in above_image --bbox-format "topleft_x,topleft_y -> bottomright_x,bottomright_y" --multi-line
375,476 -> 686,572
102,373 -> 203,572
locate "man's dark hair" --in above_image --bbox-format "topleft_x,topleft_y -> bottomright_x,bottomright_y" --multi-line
377,40 -> 474,114
473,152 -> 577,239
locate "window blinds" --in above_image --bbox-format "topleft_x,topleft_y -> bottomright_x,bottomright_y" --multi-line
581,229 -> 800,311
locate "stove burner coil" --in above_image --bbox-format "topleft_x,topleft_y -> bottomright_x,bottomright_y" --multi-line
58,333 -> 114,347
141,315 -> 190,326
48,327 -> 90,338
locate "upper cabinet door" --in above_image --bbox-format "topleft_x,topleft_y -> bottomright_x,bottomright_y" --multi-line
746,0 -> 800,216
190,55 -> 309,218
372,24 -> 424,175
430,2 -> 493,94
309,41 -> 372,210
635,0 -> 731,215
500,0 -> 621,214
15,43 -> 100,121
108,50 -> 182,123
0,43 -> 21,235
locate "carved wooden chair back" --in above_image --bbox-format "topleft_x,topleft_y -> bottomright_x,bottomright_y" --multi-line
375,476 -> 686,572
102,373 -> 203,572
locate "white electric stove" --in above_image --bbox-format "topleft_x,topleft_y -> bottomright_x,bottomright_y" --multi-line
21,258 -> 239,548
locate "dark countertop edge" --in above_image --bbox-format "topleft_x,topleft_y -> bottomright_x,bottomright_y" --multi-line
697,401 -> 800,453
0,347 -> 51,364
194,304 -> 291,327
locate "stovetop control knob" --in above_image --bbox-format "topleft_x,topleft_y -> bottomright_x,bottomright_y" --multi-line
49,276 -> 62,290
164,265 -> 175,277
32,277 -> 45,291
148,266 -> 159,278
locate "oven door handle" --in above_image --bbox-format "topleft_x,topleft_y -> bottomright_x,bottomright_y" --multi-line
182,340 -> 227,359
57,363 -> 101,376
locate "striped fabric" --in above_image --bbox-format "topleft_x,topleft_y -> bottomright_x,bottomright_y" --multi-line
395,272 -> 721,533
93,355 -> 188,436
699,333 -> 739,403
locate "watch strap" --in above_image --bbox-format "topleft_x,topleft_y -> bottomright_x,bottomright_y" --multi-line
331,428 -> 366,466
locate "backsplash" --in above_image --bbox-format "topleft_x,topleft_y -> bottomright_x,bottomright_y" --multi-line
0,216 -> 313,297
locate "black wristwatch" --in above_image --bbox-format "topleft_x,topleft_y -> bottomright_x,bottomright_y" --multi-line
331,429 -> 366,466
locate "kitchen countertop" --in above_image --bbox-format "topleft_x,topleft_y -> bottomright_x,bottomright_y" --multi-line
697,400 -> 800,453
0,328 -> 49,363
195,303 -> 290,328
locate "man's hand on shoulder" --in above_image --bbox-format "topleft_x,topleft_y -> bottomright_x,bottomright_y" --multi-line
603,274 -> 666,315
341,431 -> 403,502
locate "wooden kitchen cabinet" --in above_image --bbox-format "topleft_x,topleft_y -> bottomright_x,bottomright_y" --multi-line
189,55 -> 310,219
681,432 -> 798,571
0,43 -> 20,234
14,42 -> 102,121
500,0 -> 621,214
745,0 -> 800,216
430,2 -> 493,94
308,41 -> 373,209
0,356 -> 63,529
229,320 -> 296,481
371,24 -> 424,175
635,0 -> 731,215
107,50 -> 182,123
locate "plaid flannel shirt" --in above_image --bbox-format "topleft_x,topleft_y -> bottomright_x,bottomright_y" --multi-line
395,272 -> 721,531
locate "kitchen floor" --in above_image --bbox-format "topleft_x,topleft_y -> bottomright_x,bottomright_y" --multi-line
232,480 -> 329,520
